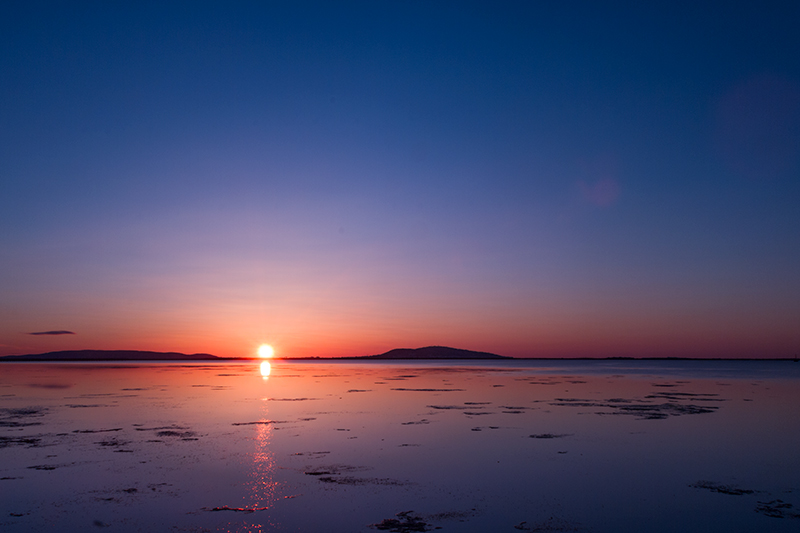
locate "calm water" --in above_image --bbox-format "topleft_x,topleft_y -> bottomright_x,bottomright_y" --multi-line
1,360 -> 799,532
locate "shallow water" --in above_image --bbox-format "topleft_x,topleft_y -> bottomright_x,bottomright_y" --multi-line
1,360 -> 799,532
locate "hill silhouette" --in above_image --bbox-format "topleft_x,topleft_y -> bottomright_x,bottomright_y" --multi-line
0,350 -> 224,361
366,346 -> 510,359
1,346 -> 512,361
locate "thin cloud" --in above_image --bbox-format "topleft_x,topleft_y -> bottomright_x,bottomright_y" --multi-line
28,330 -> 76,336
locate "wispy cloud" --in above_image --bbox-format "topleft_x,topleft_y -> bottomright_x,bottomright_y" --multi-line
28,330 -> 76,336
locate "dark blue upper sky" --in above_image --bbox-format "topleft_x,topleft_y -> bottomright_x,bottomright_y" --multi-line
2,1 -> 799,358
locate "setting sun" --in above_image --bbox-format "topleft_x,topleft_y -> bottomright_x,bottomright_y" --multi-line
257,344 -> 275,358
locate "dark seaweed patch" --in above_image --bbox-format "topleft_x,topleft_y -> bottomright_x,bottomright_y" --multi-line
651,392 -> 718,397
0,407 -> 47,428
513,516 -> 581,531
530,433 -> 571,439
27,464 -> 59,470
134,425 -> 186,431
755,500 -> 800,519
615,403 -> 718,419
156,430 -> 197,440
690,480 -> 755,495
646,392 -> 726,402
291,451 -> 330,458
304,464 -> 369,473
501,405 -> 531,414
96,438 -> 129,448
401,419 -> 430,425
133,425 -> 198,440
204,505 -> 270,513
232,420 -> 288,426
0,435 -> 41,448
392,388 -> 465,392
551,399 -> 719,419
318,475 -> 406,486
371,510 -> 430,531
74,428 -> 123,434
303,463 -> 381,485
426,509 -> 476,521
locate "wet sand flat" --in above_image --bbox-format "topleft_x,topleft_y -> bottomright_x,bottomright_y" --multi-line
1,360 -> 799,532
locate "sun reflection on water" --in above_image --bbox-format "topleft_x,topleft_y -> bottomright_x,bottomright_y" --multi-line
249,420 -> 277,505
239,362 -> 281,531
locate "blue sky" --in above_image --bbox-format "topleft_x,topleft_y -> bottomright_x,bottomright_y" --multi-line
1,2 -> 799,358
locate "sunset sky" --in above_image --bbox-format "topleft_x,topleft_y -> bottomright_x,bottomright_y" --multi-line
2,2 -> 799,358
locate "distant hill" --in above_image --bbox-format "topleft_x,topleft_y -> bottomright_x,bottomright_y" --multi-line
1,346 -> 512,361
366,346 -> 510,359
0,350 -> 225,361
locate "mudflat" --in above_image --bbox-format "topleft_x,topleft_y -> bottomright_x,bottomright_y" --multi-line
1,360 -> 799,532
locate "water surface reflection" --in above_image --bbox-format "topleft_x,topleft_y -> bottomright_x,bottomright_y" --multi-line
0,360 -> 798,532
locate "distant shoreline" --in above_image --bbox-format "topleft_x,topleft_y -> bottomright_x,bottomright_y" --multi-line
0,350 -> 232,362
0,348 -> 797,362
279,356 -> 799,362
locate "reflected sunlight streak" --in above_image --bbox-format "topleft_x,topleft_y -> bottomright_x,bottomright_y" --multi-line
245,395 -> 280,524
260,361 -> 271,379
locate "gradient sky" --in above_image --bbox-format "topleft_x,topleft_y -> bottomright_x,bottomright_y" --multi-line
2,2 -> 799,358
